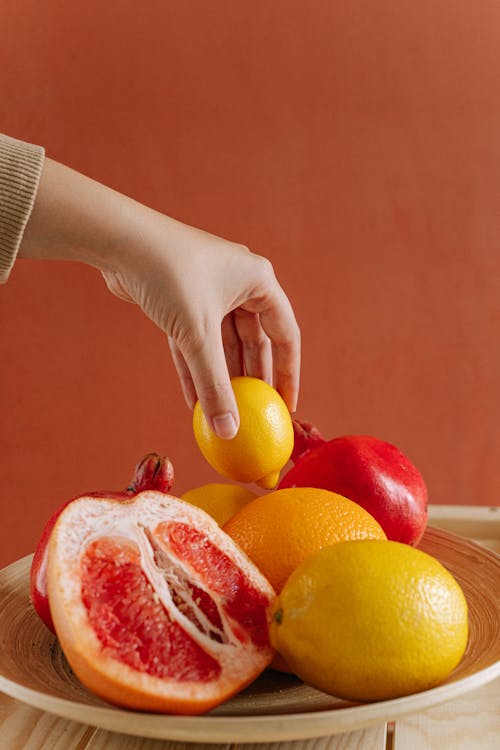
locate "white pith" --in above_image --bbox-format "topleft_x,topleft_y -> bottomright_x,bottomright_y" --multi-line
47,491 -> 275,701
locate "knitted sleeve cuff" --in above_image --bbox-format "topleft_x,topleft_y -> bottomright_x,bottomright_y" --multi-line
0,133 -> 45,283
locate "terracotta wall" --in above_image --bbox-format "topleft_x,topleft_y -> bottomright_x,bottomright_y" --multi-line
1,1 -> 498,566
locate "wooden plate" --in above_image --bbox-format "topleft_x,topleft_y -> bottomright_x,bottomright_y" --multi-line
0,527 -> 498,743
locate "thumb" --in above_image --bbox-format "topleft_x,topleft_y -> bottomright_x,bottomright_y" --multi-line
181,331 -> 240,440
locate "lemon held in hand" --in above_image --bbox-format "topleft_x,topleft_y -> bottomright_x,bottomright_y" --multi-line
193,376 -> 294,489
270,540 -> 468,702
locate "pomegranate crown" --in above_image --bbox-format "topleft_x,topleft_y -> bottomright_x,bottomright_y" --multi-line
128,453 -> 174,494
291,420 -> 326,464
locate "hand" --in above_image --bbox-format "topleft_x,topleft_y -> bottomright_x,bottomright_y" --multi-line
20,159 -> 300,437
102,216 -> 300,437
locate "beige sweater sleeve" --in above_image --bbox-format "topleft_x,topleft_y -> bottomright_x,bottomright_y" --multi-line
0,133 -> 45,283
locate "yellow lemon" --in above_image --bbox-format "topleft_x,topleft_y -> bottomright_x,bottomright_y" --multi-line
270,540 -> 468,701
193,376 -> 293,489
181,483 -> 257,526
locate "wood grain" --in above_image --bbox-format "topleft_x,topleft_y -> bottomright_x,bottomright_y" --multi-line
229,723 -> 388,749
393,680 -> 500,749
86,736 -> 229,750
82,722 -> 387,749
0,692 -> 96,750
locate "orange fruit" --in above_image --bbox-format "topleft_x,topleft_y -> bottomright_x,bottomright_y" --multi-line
47,490 -> 275,714
270,540 -> 468,701
181,483 -> 257,526
193,376 -> 293,489
223,487 -> 386,593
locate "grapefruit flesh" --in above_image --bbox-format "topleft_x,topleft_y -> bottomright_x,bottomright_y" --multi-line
165,523 -> 270,647
81,536 -> 221,681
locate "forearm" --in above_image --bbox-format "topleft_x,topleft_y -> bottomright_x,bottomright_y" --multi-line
18,157 -> 158,274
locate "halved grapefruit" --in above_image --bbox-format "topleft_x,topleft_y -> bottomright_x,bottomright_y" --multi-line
47,491 -> 275,714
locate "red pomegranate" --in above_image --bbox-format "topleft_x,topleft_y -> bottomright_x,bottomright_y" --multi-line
279,421 -> 428,545
30,453 -> 174,633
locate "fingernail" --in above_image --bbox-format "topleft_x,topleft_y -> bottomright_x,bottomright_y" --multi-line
212,412 -> 238,439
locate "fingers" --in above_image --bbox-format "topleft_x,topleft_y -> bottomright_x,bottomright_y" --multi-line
239,257 -> 301,412
259,286 -> 301,412
168,337 -> 197,409
233,309 -> 273,384
178,326 -> 240,440
221,315 -> 244,378
170,311 -> 275,438
170,296 -> 299,432
166,247 -> 300,432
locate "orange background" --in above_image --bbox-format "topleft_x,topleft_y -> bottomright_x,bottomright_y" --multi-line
1,1 -> 499,567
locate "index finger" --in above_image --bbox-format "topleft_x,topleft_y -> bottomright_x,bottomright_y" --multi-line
244,283 -> 301,412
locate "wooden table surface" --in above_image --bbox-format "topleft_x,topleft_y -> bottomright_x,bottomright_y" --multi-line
1,506 -> 498,750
